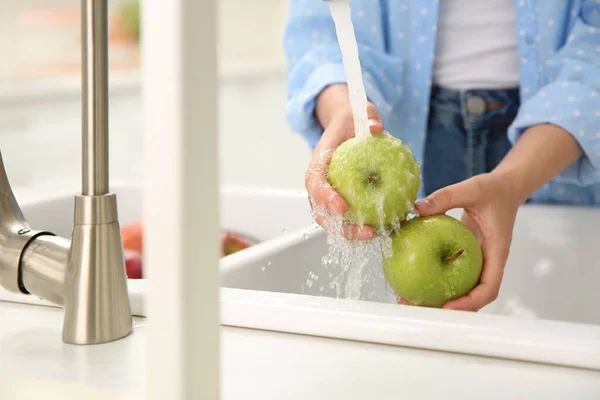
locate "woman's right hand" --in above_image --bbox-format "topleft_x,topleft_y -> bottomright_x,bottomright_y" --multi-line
305,84 -> 384,240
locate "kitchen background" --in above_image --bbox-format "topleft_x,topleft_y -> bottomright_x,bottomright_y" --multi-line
0,0 -> 310,198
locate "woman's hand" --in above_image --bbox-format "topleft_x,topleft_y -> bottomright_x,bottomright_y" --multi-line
399,172 -> 520,311
306,84 -> 384,240
395,123 -> 584,311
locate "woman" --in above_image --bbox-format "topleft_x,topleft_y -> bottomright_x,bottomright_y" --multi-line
283,0 -> 600,311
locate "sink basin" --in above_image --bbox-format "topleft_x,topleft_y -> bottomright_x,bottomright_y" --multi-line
2,182 -> 599,372
223,205 -> 600,325
219,201 -> 600,371
15,182 -> 312,242
0,181 -> 312,312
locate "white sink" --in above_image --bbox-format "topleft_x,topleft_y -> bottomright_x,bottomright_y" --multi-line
219,198 -> 600,372
2,182 -> 599,374
0,181 -> 312,311
15,182 -> 312,243
223,205 -> 600,325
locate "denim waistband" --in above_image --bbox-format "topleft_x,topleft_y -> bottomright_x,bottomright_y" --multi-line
429,85 -> 521,130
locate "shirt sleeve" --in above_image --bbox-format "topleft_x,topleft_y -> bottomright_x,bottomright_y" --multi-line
508,0 -> 600,186
283,0 -> 404,149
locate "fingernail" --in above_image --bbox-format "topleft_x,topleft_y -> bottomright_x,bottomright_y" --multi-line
360,229 -> 376,240
368,118 -> 381,127
415,198 -> 431,211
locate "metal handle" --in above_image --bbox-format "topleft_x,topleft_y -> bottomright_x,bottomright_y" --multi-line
82,0 -> 109,195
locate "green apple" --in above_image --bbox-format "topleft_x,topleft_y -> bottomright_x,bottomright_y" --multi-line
382,214 -> 483,308
327,132 -> 420,230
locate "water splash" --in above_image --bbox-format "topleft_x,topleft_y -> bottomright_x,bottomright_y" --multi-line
302,141 -> 420,302
260,260 -> 271,272
304,271 -> 320,289
380,233 -> 394,261
328,1 -> 370,138
308,200 -> 390,300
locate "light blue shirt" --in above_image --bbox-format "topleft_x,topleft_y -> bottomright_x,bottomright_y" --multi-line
283,0 -> 600,204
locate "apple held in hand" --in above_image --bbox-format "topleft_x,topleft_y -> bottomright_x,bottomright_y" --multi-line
327,132 -> 420,230
382,214 -> 483,308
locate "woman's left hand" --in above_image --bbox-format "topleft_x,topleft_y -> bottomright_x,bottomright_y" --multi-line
398,172 -> 520,311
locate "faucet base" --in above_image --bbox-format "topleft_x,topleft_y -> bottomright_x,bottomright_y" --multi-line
62,193 -> 133,345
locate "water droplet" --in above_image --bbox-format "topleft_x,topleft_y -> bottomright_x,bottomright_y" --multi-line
303,233 -> 309,240
384,280 -> 396,296
281,228 -> 287,234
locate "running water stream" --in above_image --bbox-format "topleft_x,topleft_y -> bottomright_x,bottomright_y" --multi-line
328,0 -> 370,138
302,1 -> 390,300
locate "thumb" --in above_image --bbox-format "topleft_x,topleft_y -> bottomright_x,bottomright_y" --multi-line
415,180 -> 478,216
367,102 -> 384,135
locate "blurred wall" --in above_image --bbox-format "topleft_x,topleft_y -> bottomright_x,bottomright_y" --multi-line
0,0 -> 311,198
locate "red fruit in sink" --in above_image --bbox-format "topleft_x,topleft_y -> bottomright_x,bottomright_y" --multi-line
122,220 -> 143,253
221,231 -> 253,256
124,249 -> 143,279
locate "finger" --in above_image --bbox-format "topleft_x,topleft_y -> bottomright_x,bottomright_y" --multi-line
321,103 -> 383,142
415,180 -> 480,216
305,152 -> 347,216
366,102 -> 384,135
341,222 -> 376,241
313,208 -> 375,240
443,238 -> 509,311
368,118 -> 384,135
461,211 -> 482,243
313,213 -> 328,230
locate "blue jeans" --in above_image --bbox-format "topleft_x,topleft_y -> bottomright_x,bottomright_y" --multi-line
423,86 -> 520,196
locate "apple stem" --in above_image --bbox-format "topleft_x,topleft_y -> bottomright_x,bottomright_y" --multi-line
444,249 -> 464,262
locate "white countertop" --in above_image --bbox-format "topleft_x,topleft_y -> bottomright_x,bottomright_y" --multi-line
1,301 -> 599,399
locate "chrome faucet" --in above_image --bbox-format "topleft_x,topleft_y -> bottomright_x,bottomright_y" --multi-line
0,0 -> 132,345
